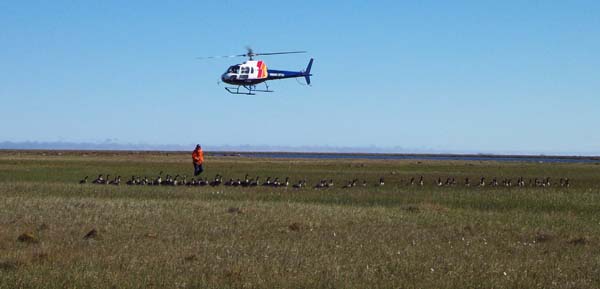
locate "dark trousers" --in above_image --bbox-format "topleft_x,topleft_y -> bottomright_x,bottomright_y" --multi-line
194,163 -> 204,176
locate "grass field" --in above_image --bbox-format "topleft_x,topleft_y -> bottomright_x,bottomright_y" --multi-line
1,150 -> 600,288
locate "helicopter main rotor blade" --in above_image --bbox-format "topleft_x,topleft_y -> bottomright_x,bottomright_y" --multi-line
254,51 -> 307,56
197,50 -> 307,60
196,54 -> 247,60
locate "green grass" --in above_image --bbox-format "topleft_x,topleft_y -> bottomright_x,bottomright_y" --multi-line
1,150 -> 600,288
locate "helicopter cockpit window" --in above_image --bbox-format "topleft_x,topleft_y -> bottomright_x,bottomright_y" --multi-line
241,67 -> 250,74
228,65 -> 240,74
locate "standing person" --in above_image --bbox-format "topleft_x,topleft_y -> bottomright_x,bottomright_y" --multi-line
192,144 -> 204,176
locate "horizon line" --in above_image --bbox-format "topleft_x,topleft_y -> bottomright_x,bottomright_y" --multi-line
0,140 -> 599,157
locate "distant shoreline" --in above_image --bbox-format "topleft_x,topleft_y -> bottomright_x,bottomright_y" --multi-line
1,149 -> 599,163
226,151 -> 600,160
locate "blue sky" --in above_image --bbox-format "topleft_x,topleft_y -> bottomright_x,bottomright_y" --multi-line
1,1 -> 599,154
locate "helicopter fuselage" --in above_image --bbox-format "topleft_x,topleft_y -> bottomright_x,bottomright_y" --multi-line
221,59 -> 312,86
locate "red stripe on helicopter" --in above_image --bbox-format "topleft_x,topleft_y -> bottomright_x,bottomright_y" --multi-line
257,61 -> 267,79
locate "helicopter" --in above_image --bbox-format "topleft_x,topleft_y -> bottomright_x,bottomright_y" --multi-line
199,48 -> 313,95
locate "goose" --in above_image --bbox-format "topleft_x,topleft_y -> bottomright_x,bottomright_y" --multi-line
564,178 -> 570,188
379,177 -> 385,186
154,172 -> 163,186
292,180 -> 304,189
142,176 -> 149,185
79,176 -> 88,184
343,180 -> 354,188
282,177 -> 290,187
479,177 -> 486,187
272,177 -> 281,187
241,174 -> 250,186
224,178 -> 234,186
262,177 -> 272,186
362,180 -> 367,187
187,178 -> 196,186
313,180 -> 323,189
126,176 -> 135,185
249,176 -> 260,187
180,175 -> 187,186
165,175 -> 174,186
92,174 -> 103,184
464,177 -> 470,187
314,180 -> 326,189
209,174 -> 222,186
157,171 -> 164,184
326,179 -> 334,188
491,177 -> 498,187
409,177 -> 415,186
103,175 -> 111,185
419,176 -> 424,186
283,178 -> 290,187
521,177 -> 525,187
113,176 -> 121,185
436,177 -> 443,187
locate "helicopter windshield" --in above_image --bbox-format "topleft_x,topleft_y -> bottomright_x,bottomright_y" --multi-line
227,65 -> 240,74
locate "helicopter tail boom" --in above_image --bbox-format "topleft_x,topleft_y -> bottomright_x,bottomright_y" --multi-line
265,58 -> 314,84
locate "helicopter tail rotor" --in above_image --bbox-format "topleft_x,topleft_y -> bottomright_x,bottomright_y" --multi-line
303,58 -> 314,85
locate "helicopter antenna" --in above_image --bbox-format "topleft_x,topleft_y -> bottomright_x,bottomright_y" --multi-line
197,47 -> 306,60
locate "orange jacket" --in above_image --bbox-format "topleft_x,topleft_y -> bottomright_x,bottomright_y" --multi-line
192,148 -> 204,164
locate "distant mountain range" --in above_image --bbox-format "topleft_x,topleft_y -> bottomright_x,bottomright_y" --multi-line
0,141 -> 192,152
0,141 -> 597,156
0,141 -> 415,153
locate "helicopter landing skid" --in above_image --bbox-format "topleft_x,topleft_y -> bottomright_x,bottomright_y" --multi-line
225,83 -> 273,95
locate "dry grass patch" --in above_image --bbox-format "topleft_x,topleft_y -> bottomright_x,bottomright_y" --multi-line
17,232 -> 38,244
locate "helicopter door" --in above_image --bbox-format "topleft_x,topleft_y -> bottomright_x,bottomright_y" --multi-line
239,66 -> 250,80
